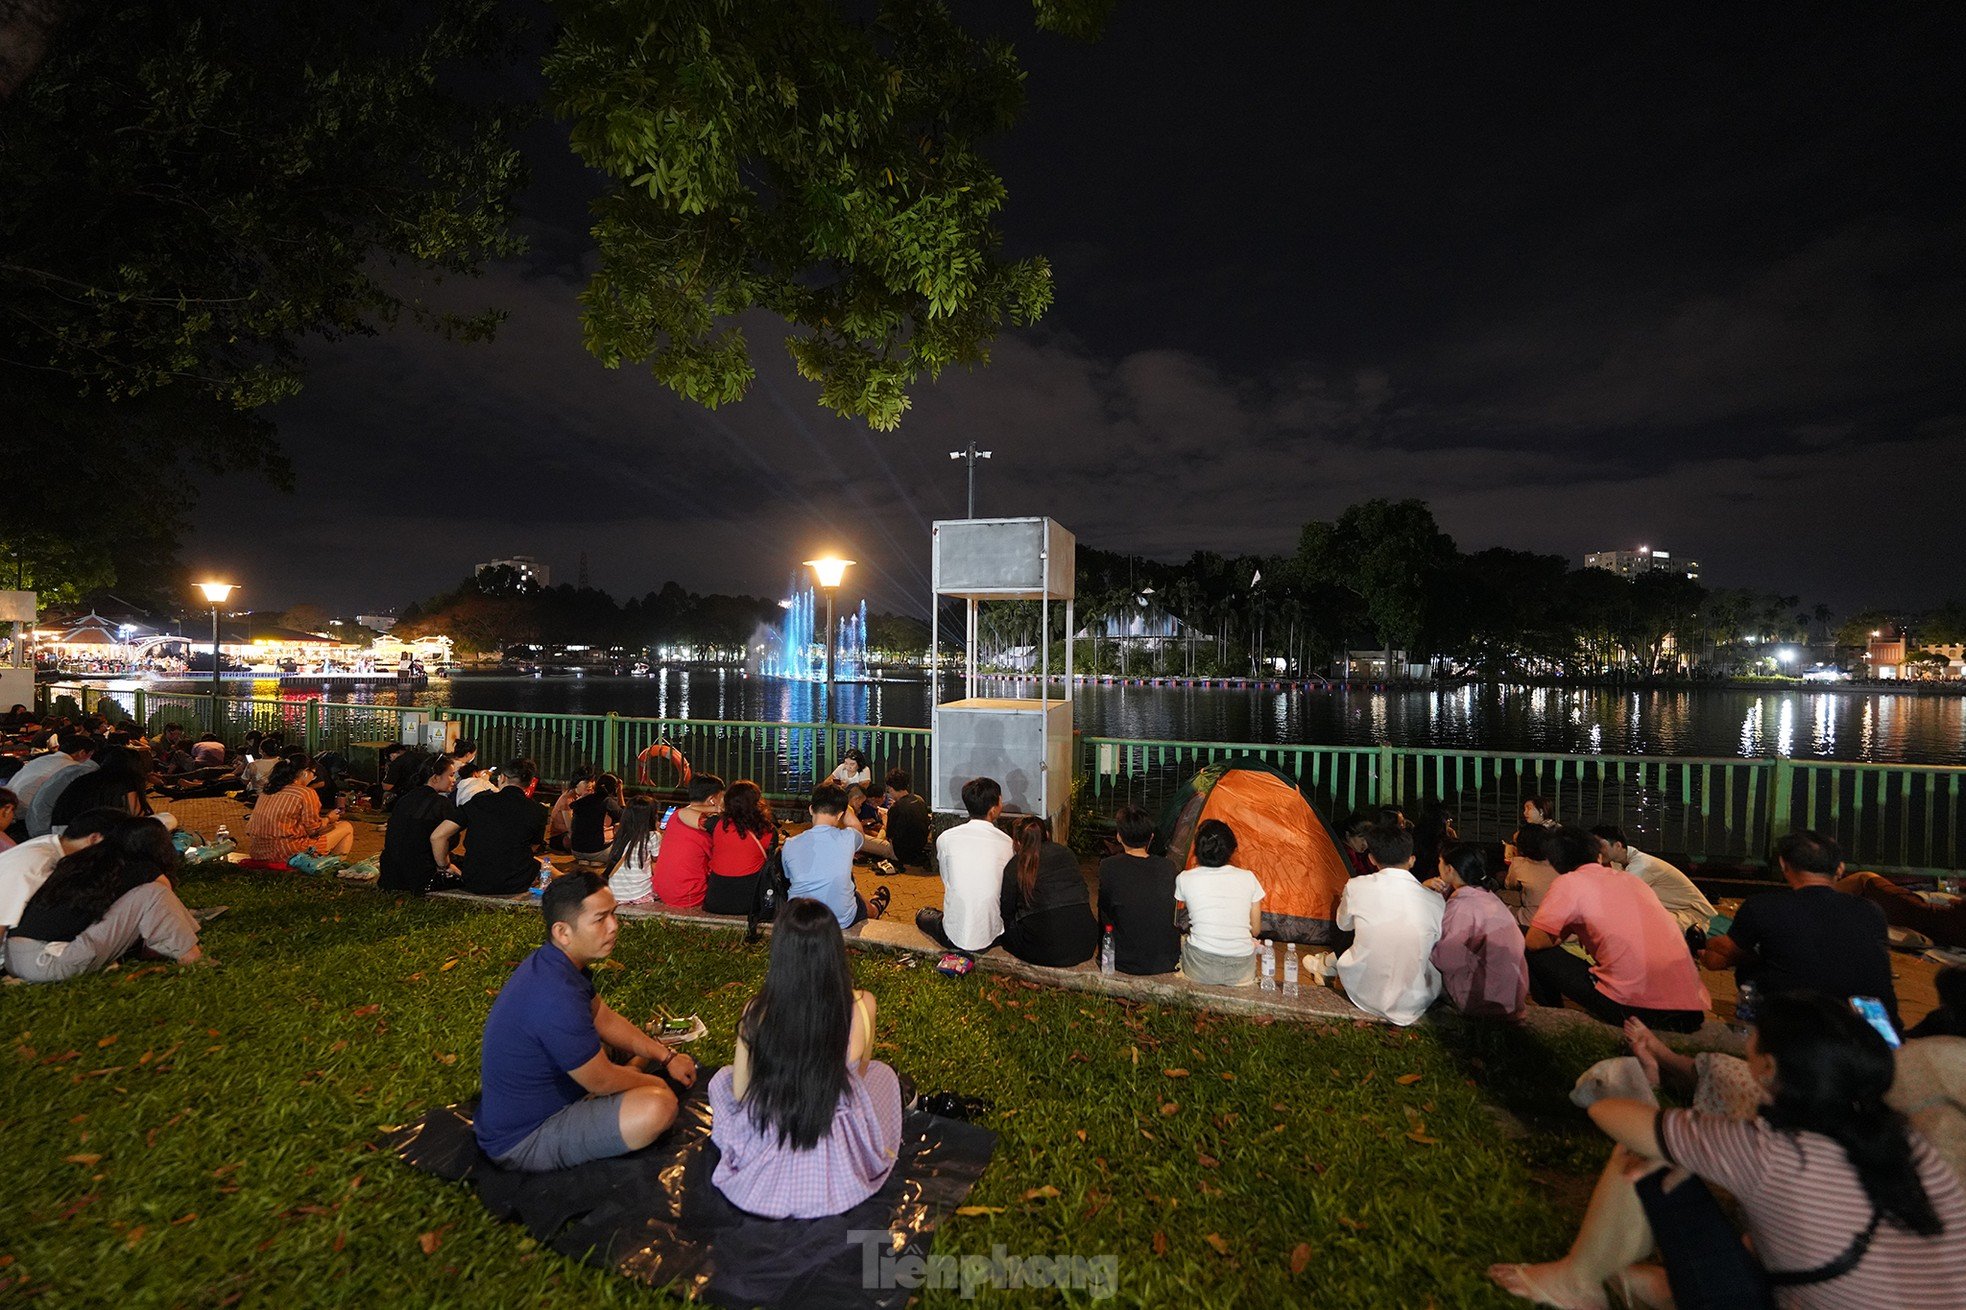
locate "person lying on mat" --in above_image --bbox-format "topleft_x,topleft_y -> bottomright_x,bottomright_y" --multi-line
476,870 -> 698,1172
709,897 -> 903,1219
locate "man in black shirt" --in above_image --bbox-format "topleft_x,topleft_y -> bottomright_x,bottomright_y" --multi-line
881,768 -> 932,871
1096,805 -> 1181,975
1702,829 -> 1899,1030
378,754 -> 463,895
458,758 -> 550,896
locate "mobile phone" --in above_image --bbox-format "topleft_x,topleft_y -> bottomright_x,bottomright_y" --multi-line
661,805 -> 678,828
1849,996 -> 1901,1049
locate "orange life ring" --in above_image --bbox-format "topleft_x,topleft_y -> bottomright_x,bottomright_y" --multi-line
636,741 -> 693,789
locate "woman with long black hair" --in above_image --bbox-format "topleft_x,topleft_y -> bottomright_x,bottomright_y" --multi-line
703,780 -> 778,917
997,816 -> 1100,968
602,798 -> 659,906
707,898 -> 903,1219
245,754 -> 354,862
4,817 -> 204,982
1491,991 -> 1966,1308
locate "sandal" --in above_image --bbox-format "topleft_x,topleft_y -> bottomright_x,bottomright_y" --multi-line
869,885 -> 892,920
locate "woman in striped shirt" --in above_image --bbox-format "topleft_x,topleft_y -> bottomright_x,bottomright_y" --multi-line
1493,991 -> 1966,1308
246,755 -> 355,863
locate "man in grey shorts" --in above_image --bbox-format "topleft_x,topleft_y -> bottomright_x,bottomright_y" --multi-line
474,869 -> 698,1171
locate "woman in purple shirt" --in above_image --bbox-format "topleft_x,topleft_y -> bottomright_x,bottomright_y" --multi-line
1429,842 -> 1528,1021
708,897 -> 903,1219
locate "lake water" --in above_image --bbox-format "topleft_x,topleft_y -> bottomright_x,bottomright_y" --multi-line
171,672 -> 1966,766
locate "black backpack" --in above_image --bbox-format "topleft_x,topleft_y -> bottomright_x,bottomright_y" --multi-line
745,843 -> 791,943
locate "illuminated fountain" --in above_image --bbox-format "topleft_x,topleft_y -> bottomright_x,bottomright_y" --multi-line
759,580 -> 868,681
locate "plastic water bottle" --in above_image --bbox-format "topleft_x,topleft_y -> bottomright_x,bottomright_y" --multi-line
215,823 -> 230,843
1282,945 -> 1300,997
1099,927 -> 1116,975
530,857 -> 553,897
1258,939 -> 1277,992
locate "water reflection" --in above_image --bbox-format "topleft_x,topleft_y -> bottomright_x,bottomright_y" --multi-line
140,676 -> 1966,765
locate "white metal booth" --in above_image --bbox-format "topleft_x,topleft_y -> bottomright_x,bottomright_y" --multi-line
928,518 -> 1075,835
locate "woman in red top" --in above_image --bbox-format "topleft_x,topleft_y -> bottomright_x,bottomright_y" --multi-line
703,780 -> 779,916
650,775 -> 724,907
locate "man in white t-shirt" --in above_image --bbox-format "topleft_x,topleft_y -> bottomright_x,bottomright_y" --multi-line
8,736 -> 97,813
917,777 -> 1012,953
1590,826 -> 1716,937
1172,819 -> 1266,986
0,808 -> 133,940
1334,823 -> 1445,1026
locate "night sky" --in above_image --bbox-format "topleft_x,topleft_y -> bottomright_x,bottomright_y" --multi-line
187,3 -> 1965,618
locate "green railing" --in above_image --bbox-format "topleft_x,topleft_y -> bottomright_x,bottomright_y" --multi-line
1080,737 -> 1966,874
34,684 -> 1966,874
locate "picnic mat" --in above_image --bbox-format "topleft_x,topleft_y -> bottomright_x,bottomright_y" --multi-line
384,1085 -> 996,1309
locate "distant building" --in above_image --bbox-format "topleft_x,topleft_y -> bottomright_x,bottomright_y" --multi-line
355,613 -> 397,632
1583,546 -> 1701,582
1866,630 -> 1908,679
476,556 -> 551,588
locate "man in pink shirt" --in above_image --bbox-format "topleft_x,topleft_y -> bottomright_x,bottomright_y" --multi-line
1525,826 -> 1710,1033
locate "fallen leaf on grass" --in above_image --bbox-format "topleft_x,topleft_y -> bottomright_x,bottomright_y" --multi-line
954,1206 -> 1004,1216
1162,1068 -> 1190,1078
1196,1152 -> 1219,1169
1151,1231 -> 1168,1256
439,959 -> 459,972
1074,1129 -> 1088,1143
1290,1242 -> 1312,1274
435,1053 -> 457,1066
350,1005 -> 380,1018
1395,1073 -> 1423,1086
1337,1216 -> 1368,1233
332,1230 -> 346,1252
64,1153 -> 102,1166
418,1231 -> 442,1255
125,1224 -> 146,1247
1159,1102 -> 1180,1116
1405,1131 -> 1441,1145
1021,1185 -> 1061,1201
171,1213 -> 198,1226
1204,1233 -> 1230,1256
97,1034 -> 119,1048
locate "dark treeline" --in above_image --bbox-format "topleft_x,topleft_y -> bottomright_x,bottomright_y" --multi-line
391,566 -> 931,661
982,500 -> 1966,679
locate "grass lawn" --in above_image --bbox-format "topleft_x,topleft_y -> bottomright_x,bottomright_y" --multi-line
0,868 -> 1625,1306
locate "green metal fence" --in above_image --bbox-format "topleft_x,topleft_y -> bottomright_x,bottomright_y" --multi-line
34,683 -> 1966,873
1079,736 -> 1966,874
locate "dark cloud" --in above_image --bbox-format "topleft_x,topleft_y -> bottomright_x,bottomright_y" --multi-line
187,1 -> 1965,617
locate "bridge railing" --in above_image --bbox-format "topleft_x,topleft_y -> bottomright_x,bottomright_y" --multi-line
33,684 -> 1966,873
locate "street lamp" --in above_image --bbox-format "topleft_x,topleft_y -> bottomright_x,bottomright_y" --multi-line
195,581 -> 235,700
803,556 -> 853,726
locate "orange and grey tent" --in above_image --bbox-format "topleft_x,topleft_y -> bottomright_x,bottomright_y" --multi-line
1155,757 -> 1353,945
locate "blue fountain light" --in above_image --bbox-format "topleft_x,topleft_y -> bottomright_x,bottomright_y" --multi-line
759,581 -> 868,681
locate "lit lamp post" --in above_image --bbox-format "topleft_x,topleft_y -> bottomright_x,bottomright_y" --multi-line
803,556 -> 853,727
195,581 -> 236,700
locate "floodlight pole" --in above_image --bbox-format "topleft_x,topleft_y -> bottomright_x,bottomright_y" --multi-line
949,443 -> 993,518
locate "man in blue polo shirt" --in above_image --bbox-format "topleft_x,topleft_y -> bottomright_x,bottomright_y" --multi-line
475,869 -> 698,1171
781,782 -> 868,929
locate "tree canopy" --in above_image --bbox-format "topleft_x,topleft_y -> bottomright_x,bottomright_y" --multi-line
0,0 -> 527,599
544,0 -> 1106,429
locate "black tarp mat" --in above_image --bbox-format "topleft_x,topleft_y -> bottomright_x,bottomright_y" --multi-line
384,1084 -> 996,1309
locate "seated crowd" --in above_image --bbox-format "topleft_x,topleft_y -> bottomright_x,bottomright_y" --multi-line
8,707 -> 1966,1302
